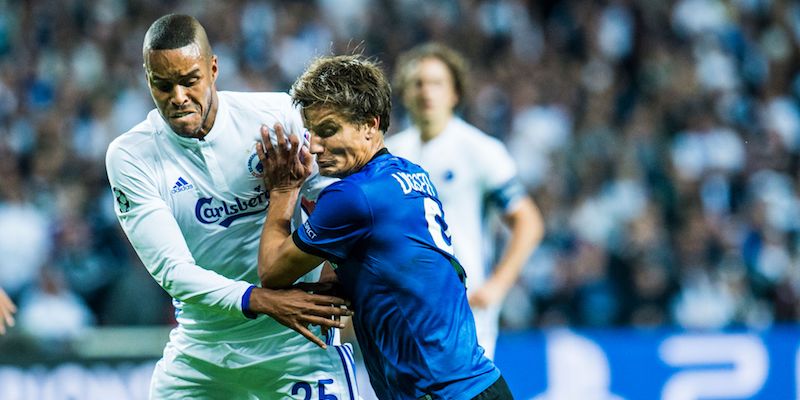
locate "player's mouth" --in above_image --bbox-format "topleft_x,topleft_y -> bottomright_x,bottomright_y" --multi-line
317,160 -> 335,169
170,111 -> 196,120
420,102 -> 438,111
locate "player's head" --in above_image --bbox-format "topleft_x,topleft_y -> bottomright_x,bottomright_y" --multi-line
394,43 -> 467,127
291,55 -> 391,178
143,14 -> 218,139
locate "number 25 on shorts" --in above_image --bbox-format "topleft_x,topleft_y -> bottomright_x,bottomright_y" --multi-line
291,379 -> 337,400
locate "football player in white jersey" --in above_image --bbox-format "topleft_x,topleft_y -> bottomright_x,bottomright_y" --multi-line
105,14 -> 359,399
387,43 -> 545,359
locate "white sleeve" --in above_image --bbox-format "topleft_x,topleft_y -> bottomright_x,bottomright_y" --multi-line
105,142 -> 252,318
283,95 -> 310,147
478,137 -> 527,213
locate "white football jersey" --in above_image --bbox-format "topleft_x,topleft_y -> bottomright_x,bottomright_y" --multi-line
387,117 -> 523,290
105,91 -> 332,364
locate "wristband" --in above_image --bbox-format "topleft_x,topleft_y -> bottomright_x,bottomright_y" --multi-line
242,285 -> 258,319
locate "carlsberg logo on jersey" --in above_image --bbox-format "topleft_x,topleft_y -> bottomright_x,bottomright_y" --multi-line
195,189 -> 269,227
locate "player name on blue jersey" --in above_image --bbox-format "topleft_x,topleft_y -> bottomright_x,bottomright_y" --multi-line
391,171 -> 437,197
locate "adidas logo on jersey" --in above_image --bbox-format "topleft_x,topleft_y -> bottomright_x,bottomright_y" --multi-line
171,177 -> 195,194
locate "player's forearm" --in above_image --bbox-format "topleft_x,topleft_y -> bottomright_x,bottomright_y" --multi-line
120,207 -> 254,316
258,188 -> 299,286
108,150 -> 257,317
0,289 -> 16,335
492,197 -> 544,289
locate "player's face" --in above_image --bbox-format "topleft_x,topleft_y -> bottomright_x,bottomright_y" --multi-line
402,57 -> 458,125
144,43 -> 218,138
303,105 -> 377,178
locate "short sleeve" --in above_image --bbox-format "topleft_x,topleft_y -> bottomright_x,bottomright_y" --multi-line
477,136 -> 527,212
293,180 -> 372,263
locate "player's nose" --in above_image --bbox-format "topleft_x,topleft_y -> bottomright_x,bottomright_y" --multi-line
309,136 -> 324,154
170,85 -> 190,106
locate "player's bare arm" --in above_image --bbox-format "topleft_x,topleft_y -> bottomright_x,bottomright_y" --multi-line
0,288 -> 16,335
255,123 -> 350,348
469,197 -> 544,309
256,123 -> 321,287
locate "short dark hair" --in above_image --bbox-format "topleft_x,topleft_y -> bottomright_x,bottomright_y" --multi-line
394,43 -> 469,107
292,55 -> 391,133
143,14 -> 209,56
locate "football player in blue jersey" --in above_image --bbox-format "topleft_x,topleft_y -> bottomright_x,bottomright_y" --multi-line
256,55 -> 513,400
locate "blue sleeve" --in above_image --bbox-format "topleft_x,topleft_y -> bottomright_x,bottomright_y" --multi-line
292,180 -> 372,263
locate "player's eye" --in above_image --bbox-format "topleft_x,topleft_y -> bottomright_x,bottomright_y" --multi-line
153,81 -> 172,92
182,77 -> 199,87
318,128 -> 337,137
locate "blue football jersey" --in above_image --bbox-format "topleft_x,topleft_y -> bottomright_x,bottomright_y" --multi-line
293,149 -> 500,399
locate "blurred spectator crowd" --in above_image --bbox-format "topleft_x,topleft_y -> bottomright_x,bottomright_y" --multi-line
1,0 -> 800,341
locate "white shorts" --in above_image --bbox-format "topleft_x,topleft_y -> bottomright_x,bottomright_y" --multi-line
472,304 -> 500,360
150,336 -> 360,399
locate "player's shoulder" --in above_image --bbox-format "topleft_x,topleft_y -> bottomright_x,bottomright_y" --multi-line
450,118 -> 505,148
357,154 -> 425,191
331,158 -> 393,194
386,126 -> 418,142
318,178 -> 370,209
106,113 -> 159,162
220,91 -> 293,114
385,127 -> 419,149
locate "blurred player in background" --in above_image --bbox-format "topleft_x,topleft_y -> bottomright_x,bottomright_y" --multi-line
257,54 -> 513,399
388,43 -> 544,359
0,288 -> 14,335
105,14 -> 358,399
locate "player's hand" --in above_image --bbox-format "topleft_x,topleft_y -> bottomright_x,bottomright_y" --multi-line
292,282 -> 349,338
294,281 -> 347,299
468,278 -> 509,309
293,262 -> 346,298
249,287 -> 351,349
296,263 -> 348,338
256,123 -> 313,192
0,289 -> 16,335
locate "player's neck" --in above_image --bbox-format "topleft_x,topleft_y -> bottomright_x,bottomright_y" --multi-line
417,115 -> 452,143
195,91 -> 219,139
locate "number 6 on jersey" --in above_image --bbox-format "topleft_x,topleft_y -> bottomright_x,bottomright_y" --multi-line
423,197 -> 454,255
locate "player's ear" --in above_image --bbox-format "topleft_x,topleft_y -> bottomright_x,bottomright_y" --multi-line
365,116 -> 380,140
210,55 -> 218,82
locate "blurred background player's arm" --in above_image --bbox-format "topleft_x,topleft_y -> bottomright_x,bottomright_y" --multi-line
0,288 -> 15,335
469,196 -> 544,309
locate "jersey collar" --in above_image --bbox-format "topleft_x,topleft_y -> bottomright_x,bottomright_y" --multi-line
368,147 -> 390,163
